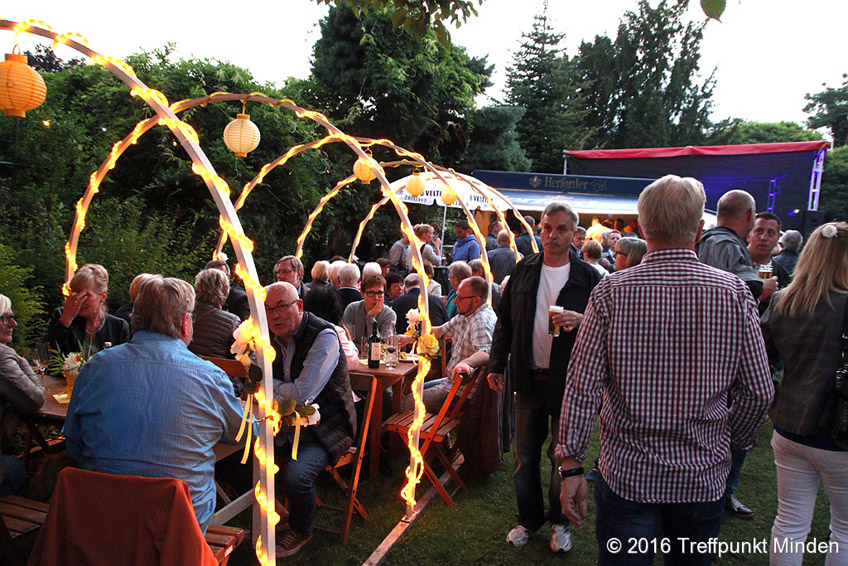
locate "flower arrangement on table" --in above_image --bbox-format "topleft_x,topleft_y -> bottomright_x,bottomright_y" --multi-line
404,308 -> 440,359
231,319 -> 320,460
49,343 -> 93,401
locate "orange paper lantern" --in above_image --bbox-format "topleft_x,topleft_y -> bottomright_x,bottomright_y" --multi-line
353,155 -> 377,183
441,186 -> 457,206
0,51 -> 47,118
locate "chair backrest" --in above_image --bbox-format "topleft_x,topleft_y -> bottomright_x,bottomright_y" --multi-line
201,356 -> 248,379
418,367 -> 478,456
28,468 -> 217,566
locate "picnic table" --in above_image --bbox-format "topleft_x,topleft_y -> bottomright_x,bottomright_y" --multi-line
349,358 -> 419,478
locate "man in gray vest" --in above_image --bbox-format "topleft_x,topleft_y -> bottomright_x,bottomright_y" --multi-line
264,282 -> 356,558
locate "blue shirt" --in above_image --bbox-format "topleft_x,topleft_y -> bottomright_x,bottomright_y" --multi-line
452,234 -> 481,264
63,331 -> 245,533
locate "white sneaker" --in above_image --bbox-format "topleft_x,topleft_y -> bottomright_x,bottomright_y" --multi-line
550,524 -> 573,553
506,525 -> 533,547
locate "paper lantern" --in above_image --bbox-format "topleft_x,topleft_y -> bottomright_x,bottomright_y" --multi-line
407,172 -> 426,197
223,113 -> 260,157
441,186 -> 457,206
0,52 -> 47,118
353,155 -> 377,183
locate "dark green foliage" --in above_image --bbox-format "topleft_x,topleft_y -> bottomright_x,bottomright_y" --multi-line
821,146 -> 848,221
805,74 -> 848,148
460,105 -> 530,173
577,0 -> 715,149
313,0 -> 483,45
0,242 -> 45,352
310,5 -> 492,168
707,120 -> 823,145
505,3 -> 591,172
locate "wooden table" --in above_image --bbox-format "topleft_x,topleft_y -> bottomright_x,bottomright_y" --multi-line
349,359 -> 419,479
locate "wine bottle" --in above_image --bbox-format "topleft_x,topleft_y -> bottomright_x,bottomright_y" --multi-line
367,324 -> 381,369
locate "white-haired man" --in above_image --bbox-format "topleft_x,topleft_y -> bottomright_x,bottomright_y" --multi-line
557,175 -> 773,564
63,276 -> 245,534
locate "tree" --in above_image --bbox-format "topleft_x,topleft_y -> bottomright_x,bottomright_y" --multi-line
505,2 -> 591,172
460,105 -> 530,173
309,4 -> 492,167
24,44 -> 83,73
707,120 -> 823,145
314,0 -> 483,44
805,74 -> 848,147
820,146 -> 848,221
576,0 -> 715,149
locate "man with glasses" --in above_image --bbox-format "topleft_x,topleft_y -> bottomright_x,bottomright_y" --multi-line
401,276 -> 496,413
273,255 -> 306,298
341,274 -> 397,355
264,281 -> 356,558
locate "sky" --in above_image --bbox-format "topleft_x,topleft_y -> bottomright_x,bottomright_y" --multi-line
3,0 -> 847,131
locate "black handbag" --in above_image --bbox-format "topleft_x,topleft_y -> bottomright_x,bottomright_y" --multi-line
830,298 -> 848,449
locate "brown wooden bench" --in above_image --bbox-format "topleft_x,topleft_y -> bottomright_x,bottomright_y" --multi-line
0,494 -> 245,565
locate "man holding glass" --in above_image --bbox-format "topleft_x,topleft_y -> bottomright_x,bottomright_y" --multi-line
487,202 -> 601,554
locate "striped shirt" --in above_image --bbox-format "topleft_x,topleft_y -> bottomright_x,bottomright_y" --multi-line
555,249 -> 773,503
440,302 -> 497,376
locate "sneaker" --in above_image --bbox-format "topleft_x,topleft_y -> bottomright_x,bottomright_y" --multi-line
725,493 -> 753,519
506,525 -> 534,547
275,529 -> 312,558
550,524 -> 573,553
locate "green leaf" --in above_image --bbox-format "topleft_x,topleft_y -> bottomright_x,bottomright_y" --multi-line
392,7 -> 408,28
248,363 -> 263,383
700,0 -> 726,21
298,404 -> 316,416
278,397 -> 296,416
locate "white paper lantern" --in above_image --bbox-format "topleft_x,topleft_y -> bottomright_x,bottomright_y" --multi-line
223,113 -> 260,157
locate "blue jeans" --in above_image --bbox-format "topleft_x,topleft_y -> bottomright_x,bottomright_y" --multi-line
513,383 -> 566,532
276,441 -> 330,535
725,446 -> 747,496
0,455 -> 26,496
595,474 -> 724,566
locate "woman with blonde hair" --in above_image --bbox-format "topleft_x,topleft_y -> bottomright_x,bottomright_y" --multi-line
46,264 -> 129,356
306,260 -> 331,291
613,237 -> 648,271
762,222 -> 848,565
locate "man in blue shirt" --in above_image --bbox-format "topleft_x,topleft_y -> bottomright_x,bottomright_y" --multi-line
452,220 -> 482,264
63,276 -> 245,534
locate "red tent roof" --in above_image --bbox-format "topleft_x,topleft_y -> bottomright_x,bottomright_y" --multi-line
564,141 -> 830,160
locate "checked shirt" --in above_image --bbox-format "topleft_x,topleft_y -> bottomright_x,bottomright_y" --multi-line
441,302 -> 497,376
555,249 -> 773,503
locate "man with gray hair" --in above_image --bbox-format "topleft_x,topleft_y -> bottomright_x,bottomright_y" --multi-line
337,262 -> 362,309
488,201 -> 601,554
274,255 -> 306,297
773,229 -> 803,279
557,175 -> 773,564
63,276 -> 245,534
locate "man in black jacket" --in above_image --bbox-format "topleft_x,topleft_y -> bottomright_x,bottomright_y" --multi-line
487,202 -> 602,554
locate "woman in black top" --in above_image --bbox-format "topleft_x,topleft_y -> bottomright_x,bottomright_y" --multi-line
761,222 -> 848,564
46,264 -> 129,356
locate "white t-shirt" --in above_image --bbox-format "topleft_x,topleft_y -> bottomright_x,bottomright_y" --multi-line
532,262 -> 571,368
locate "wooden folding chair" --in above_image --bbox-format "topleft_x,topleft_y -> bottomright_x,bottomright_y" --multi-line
384,368 -> 478,506
315,373 -> 378,543
0,495 -> 50,561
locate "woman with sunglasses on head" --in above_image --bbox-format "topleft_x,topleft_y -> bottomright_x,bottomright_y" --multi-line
45,264 -> 129,356
0,294 -> 45,495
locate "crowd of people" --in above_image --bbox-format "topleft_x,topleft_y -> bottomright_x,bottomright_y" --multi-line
0,176 -> 844,563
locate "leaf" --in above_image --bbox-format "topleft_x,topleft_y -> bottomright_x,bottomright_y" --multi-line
278,397 -> 296,416
392,6 -> 408,28
700,0 -> 725,21
297,404 -> 316,416
248,363 -> 263,383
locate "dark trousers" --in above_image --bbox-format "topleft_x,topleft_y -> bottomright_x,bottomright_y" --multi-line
595,474 -> 723,566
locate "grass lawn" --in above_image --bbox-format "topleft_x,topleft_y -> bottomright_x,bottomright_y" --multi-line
225,425 -> 834,565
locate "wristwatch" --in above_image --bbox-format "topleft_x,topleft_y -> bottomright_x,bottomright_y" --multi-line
558,466 -> 584,479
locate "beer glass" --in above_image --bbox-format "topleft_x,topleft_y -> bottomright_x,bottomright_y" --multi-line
548,305 -> 564,337
758,264 -> 773,279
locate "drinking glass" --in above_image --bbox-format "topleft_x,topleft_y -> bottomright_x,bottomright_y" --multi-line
758,264 -> 773,279
385,334 -> 399,369
548,305 -> 564,337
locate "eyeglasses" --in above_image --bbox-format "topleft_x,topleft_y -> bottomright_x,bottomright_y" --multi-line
277,268 -> 298,275
0,313 -> 15,325
363,290 -> 384,298
614,251 -> 627,257
266,298 -> 298,315
455,295 -> 480,303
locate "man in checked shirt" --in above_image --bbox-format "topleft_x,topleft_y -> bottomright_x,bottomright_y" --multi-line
557,175 -> 774,565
